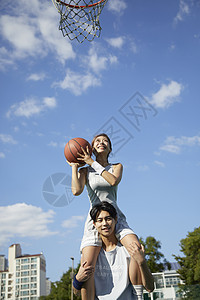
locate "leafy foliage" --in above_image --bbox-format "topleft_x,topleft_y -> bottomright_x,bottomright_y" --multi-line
173,226 -> 200,299
140,236 -> 171,273
178,284 -> 200,300
40,264 -> 81,300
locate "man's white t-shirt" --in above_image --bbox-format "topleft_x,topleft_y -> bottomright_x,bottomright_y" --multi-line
94,243 -> 135,300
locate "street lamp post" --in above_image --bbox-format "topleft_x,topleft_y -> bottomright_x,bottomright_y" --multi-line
70,257 -> 74,300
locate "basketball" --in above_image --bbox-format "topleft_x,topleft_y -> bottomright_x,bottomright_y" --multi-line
64,137 -> 92,163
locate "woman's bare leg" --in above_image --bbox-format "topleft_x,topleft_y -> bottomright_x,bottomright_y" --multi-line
81,246 -> 101,300
120,234 -> 142,285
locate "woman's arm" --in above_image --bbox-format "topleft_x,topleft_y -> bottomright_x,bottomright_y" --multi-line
69,163 -> 87,196
101,163 -> 123,186
77,146 -> 123,186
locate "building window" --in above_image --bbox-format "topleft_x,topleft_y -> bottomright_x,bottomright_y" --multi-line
21,284 -> 29,289
153,274 -> 164,288
31,283 -> 37,289
30,277 -> 37,282
31,264 -> 37,269
31,270 -> 37,275
31,257 -> 37,263
21,258 -> 30,264
30,289 -> 37,295
21,264 -> 30,270
21,277 -> 29,283
152,291 -> 164,298
16,259 -> 20,265
165,275 -> 180,287
20,290 -> 29,296
21,271 -> 29,277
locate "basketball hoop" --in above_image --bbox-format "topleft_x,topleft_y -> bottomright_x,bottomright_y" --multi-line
52,0 -> 108,43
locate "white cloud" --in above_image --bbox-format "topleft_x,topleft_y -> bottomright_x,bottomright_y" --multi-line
0,134 -> 17,144
169,43 -> 176,52
150,80 -> 183,109
106,36 -> 138,54
36,5 -> 75,64
0,15 -> 43,58
27,72 -> 46,81
6,97 -> 57,118
130,39 -> 138,54
43,97 -> 57,108
55,69 -> 101,96
62,215 -> 85,229
13,126 -> 19,132
106,37 -> 124,48
107,0 -> 127,14
154,160 -> 165,168
48,141 -> 65,148
160,144 -> 180,154
0,203 -> 57,246
0,152 -> 5,159
174,0 -> 190,24
0,0 -> 75,69
137,165 -> 149,172
0,47 -> 15,71
85,46 -> 118,74
160,135 -> 200,154
48,141 -> 58,147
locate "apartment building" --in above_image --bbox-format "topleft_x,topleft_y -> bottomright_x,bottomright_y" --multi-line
0,244 -> 48,300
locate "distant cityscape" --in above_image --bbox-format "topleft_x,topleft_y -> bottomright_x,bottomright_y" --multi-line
0,244 -> 51,299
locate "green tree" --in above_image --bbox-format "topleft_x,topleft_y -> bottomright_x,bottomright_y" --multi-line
173,226 -> 200,299
40,264 -> 81,300
140,236 -> 171,273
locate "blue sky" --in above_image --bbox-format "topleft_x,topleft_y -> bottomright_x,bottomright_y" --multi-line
0,0 -> 200,282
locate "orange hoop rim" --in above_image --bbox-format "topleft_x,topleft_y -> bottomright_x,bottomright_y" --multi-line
55,0 -> 106,9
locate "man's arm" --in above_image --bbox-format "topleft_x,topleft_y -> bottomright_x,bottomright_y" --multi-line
73,261 -> 94,296
127,243 -> 154,293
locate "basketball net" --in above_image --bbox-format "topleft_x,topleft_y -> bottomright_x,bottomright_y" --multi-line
52,0 -> 108,43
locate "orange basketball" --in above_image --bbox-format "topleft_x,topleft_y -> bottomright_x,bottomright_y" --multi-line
64,137 -> 92,163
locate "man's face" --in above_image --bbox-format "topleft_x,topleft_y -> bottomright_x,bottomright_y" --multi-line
94,210 -> 116,237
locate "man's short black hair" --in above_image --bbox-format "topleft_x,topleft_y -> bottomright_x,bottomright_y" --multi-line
90,201 -> 117,222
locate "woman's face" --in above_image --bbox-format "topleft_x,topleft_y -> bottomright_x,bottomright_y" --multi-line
93,135 -> 111,156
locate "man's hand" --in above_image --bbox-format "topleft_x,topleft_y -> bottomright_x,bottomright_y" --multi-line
73,261 -> 94,296
76,261 -> 94,282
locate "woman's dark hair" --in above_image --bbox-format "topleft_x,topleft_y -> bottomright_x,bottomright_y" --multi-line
90,201 -> 117,222
91,133 -> 112,159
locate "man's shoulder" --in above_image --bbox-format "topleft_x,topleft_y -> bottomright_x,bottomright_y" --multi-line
116,242 -> 130,257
